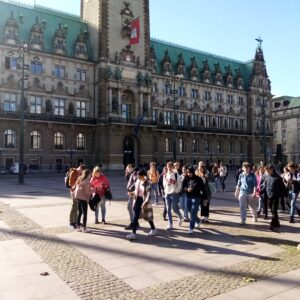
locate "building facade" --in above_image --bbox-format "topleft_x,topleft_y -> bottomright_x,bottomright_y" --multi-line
0,0 -> 272,171
272,96 -> 300,164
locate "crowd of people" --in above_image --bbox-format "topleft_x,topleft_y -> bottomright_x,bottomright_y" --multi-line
65,160 -> 300,240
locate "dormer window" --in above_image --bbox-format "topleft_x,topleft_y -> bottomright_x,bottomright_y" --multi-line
29,17 -> 44,51
53,23 -> 67,55
3,12 -> 19,45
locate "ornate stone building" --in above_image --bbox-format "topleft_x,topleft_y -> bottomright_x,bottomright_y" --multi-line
272,96 -> 300,164
0,0 -> 272,171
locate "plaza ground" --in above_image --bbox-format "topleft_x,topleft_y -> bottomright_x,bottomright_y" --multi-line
0,171 -> 299,299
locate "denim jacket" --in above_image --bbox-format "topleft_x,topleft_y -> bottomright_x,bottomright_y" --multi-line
237,172 -> 257,195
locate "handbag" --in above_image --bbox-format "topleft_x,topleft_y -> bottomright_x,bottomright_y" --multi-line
89,193 -> 100,211
104,187 -> 112,200
141,202 -> 154,222
208,182 -> 216,195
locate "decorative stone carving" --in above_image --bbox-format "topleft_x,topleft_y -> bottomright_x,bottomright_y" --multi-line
162,50 -> 172,75
75,30 -> 88,60
120,45 -> 135,63
29,17 -> 44,51
190,57 -> 199,80
105,66 -> 113,80
120,1 -> 134,38
150,46 -> 157,71
176,53 -> 185,76
214,63 -> 223,86
137,71 -> 143,86
236,68 -> 244,90
53,23 -> 67,56
68,102 -> 74,115
115,67 -> 122,80
202,60 -> 211,83
3,12 -> 19,45
144,73 -> 152,88
45,99 -> 52,113
225,65 -> 234,88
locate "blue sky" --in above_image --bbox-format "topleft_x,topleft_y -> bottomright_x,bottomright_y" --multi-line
23,0 -> 299,97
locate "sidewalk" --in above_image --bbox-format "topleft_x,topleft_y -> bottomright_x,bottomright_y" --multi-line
0,173 -> 299,299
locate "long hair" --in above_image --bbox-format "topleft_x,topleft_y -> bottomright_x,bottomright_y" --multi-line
76,169 -> 90,184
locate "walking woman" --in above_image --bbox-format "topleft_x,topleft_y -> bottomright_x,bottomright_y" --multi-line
219,162 -> 228,192
90,166 -> 110,224
75,169 -> 92,233
126,169 -> 157,240
197,165 -> 212,223
182,166 -> 207,235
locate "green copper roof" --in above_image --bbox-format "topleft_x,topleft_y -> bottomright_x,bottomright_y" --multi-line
150,38 -> 253,89
287,97 -> 300,108
0,0 -> 92,59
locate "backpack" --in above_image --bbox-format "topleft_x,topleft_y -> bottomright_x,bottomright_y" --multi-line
64,171 -> 71,188
174,173 -> 183,194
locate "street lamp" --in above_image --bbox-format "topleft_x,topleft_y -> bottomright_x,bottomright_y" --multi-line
18,43 -> 28,184
67,149 -> 76,168
166,74 -> 182,162
261,92 -> 267,164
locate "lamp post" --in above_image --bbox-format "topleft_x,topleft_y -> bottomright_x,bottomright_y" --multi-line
165,74 -> 182,162
18,43 -> 28,184
261,93 -> 267,164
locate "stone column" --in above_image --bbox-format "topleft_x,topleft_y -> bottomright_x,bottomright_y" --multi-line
108,87 -> 112,114
139,92 -> 143,116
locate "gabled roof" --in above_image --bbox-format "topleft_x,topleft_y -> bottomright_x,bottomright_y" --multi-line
0,0 -> 92,59
150,38 -> 253,89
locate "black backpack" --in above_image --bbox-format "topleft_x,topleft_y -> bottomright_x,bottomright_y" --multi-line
89,193 -> 101,211
64,171 -> 71,188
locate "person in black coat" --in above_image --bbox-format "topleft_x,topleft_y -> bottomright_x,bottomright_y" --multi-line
261,164 -> 285,230
182,166 -> 207,235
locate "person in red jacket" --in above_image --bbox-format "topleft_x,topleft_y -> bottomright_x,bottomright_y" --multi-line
90,166 -> 110,224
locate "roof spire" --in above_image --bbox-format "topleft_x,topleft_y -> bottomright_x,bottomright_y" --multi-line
255,36 -> 263,48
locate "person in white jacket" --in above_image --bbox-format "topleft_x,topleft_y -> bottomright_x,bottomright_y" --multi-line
163,162 -> 183,230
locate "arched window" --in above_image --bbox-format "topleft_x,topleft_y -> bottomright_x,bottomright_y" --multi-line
178,138 -> 186,153
192,139 -> 199,153
54,132 -> 64,149
76,133 -> 86,150
4,129 -> 16,148
165,138 -> 172,153
30,131 -> 41,149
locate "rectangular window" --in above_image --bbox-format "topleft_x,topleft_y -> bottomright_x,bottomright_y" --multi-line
76,101 -> 86,118
4,93 -> 17,112
152,109 -> 158,123
238,96 -> 244,105
31,61 -> 43,74
76,69 -> 86,81
227,94 -> 233,104
204,91 -> 211,101
178,86 -> 185,97
54,65 -> 65,78
191,89 -> 198,99
30,96 -> 42,114
5,57 -> 17,70
164,85 -> 171,95
217,116 -> 223,128
191,114 -> 198,127
240,119 -> 244,130
229,118 -> 234,129
178,112 -> 185,126
216,92 -> 222,103
164,111 -> 172,125
205,115 -> 211,128
217,141 -> 223,153
229,141 -> 234,153
121,103 -> 131,121
205,141 -> 210,153
54,98 -> 65,116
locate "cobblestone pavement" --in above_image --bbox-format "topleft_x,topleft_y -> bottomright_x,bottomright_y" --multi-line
0,173 -> 300,299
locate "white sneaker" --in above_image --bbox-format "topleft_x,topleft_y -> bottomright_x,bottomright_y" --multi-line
126,233 -> 137,240
82,228 -> 91,233
194,222 -> 200,229
188,228 -> 194,235
77,227 -> 82,232
148,229 -> 158,236
167,223 -> 173,230
240,220 -> 246,225
178,218 -> 183,227
253,216 -> 258,223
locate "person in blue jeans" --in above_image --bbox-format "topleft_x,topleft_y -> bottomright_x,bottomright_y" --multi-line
182,166 -> 207,235
286,163 -> 300,223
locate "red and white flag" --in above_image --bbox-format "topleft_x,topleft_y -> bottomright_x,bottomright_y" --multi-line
130,17 -> 140,45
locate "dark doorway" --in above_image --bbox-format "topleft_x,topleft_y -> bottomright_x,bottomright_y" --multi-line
123,136 -> 135,167
5,158 -> 13,170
